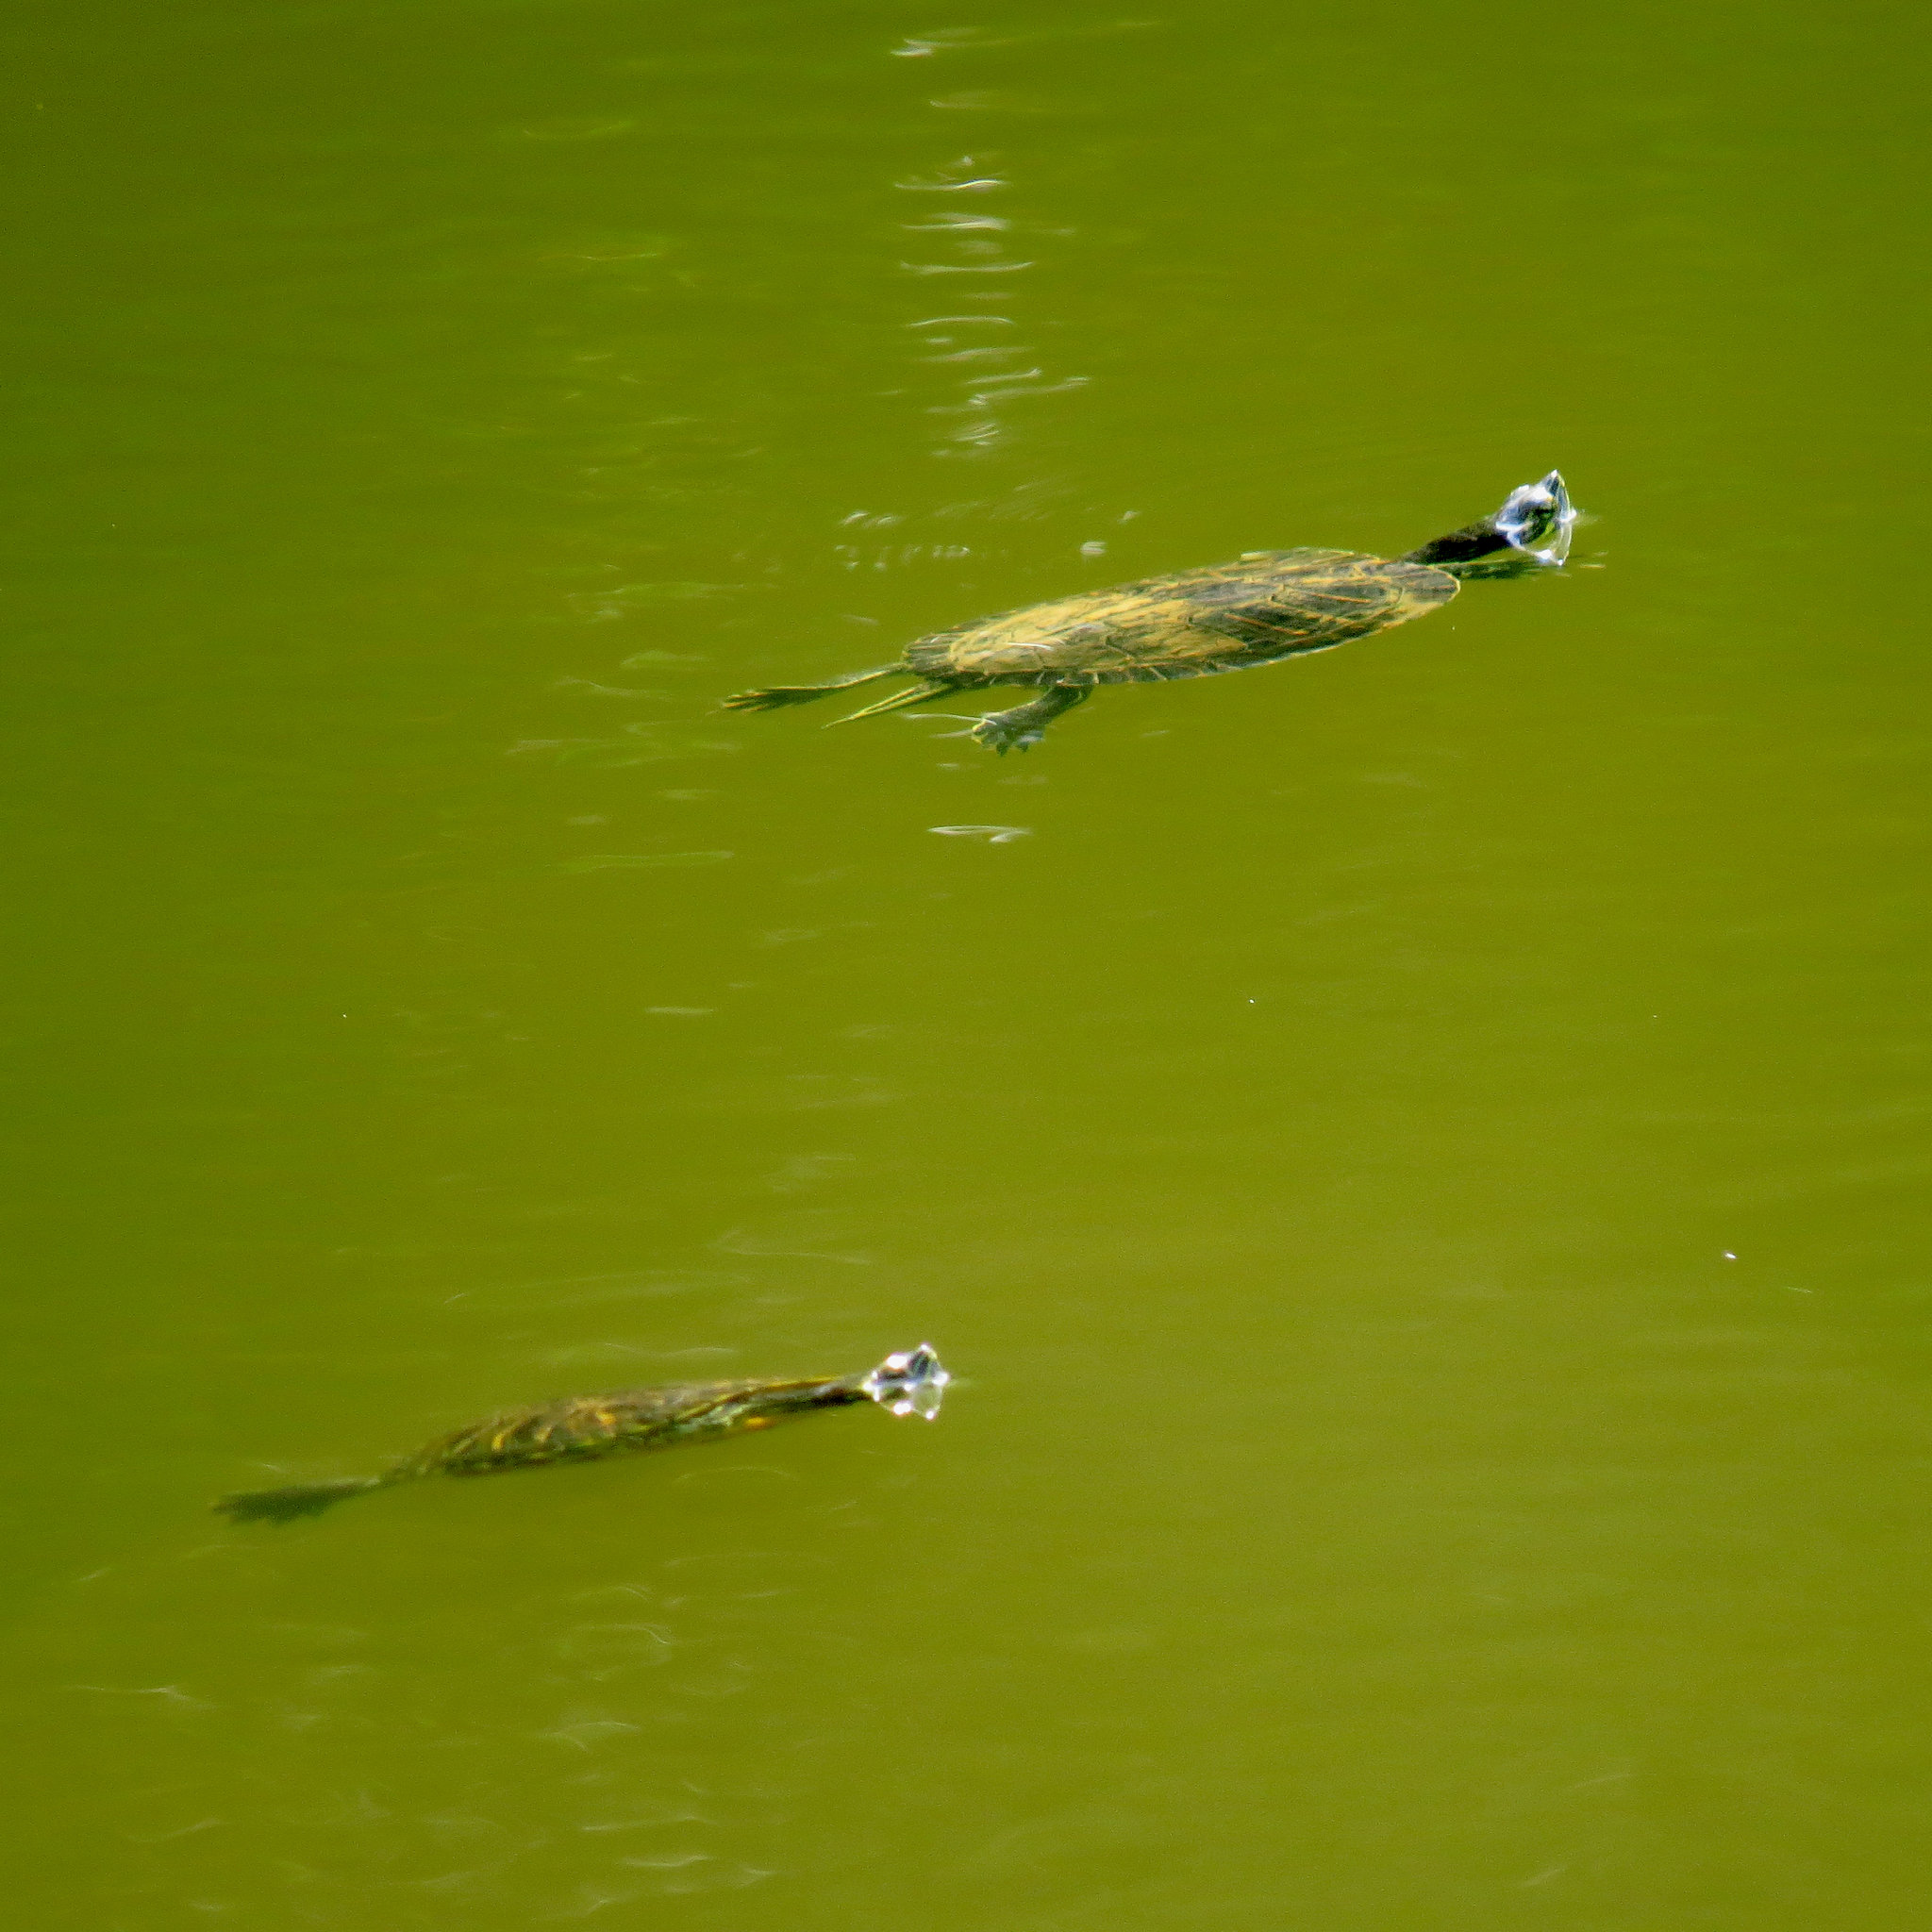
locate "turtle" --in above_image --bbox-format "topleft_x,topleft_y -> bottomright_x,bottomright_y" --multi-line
723,472 -> 1576,752
213,1342 -> 948,1523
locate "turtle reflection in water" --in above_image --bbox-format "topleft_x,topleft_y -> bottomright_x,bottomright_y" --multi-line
215,1343 -> 949,1524
724,473 -> 1577,752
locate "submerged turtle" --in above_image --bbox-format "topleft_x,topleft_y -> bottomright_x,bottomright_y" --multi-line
214,1342 -> 949,1523
724,473 -> 1576,752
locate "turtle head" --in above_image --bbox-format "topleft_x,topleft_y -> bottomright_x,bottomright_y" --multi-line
1491,471 -> 1575,565
1403,470 -> 1577,576
859,1342 -> 950,1419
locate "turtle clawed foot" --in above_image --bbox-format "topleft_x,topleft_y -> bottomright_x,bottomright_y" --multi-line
968,714 -> 1043,756
971,726 -> 1040,757
965,686 -> 1088,754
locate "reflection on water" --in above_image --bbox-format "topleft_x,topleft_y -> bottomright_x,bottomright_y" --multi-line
929,823 -> 1032,842
8,0 -> 1928,1927
896,145 -> 1084,460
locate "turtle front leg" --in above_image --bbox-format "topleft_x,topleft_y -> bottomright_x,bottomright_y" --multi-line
969,683 -> 1091,755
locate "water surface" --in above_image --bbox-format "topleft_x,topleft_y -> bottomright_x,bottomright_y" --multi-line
7,2 -> 1929,1926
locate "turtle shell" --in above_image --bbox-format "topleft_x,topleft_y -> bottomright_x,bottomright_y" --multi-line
396,1375 -> 858,1477
904,547 -> 1458,689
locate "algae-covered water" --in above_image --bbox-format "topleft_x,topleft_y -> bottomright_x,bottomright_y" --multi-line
7,2 -> 1929,1925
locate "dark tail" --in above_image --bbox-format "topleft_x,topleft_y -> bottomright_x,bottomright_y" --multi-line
721,666 -> 897,713
214,1476 -> 383,1524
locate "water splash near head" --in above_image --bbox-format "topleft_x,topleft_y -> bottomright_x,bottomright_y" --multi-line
860,1342 -> 951,1419
1492,471 -> 1577,565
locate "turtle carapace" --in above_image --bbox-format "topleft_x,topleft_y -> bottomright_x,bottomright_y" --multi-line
724,473 -> 1576,752
214,1343 -> 949,1524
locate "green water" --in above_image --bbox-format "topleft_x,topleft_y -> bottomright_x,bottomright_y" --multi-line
8,1 -> 1928,1924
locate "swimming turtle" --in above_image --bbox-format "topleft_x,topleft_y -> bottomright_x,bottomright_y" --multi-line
214,1342 -> 948,1523
724,473 -> 1575,752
